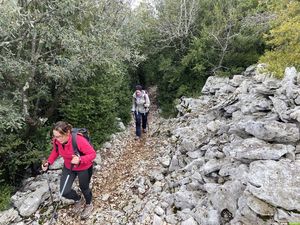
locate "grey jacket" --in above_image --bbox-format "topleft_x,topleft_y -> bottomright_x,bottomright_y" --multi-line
131,90 -> 150,114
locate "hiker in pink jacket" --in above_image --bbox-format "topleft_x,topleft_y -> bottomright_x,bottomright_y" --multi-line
42,121 -> 96,219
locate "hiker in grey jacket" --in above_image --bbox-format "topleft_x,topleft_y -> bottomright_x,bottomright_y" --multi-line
131,85 -> 150,140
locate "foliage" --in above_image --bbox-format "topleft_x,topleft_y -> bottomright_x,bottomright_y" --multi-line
115,74 -> 132,126
156,55 -> 183,117
183,0 -> 264,77
0,0 -> 144,186
0,101 -> 25,132
60,62 -> 132,147
0,184 -> 12,211
152,0 -> 200,50
135,0 -> 266,117
259,0 -> 300,78
0,134 -> 24,184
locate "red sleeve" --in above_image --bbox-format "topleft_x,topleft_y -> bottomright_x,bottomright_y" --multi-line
76,135 -> 96,164
47,141 -> 59,165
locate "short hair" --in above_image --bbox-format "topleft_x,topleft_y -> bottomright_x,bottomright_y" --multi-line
135,85 -> 143,91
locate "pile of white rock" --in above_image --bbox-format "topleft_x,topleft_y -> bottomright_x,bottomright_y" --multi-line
119,65 -> 300,225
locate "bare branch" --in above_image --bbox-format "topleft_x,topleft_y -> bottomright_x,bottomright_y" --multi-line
154,0 -> 200,50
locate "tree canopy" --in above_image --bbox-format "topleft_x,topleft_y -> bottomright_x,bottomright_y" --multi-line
0,0 -> 143,190
259,0 -> 300,77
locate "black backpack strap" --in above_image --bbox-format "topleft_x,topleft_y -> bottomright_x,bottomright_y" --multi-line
55,143 -> 58,153
71,129 -> 81,156
53,139 -> 59,153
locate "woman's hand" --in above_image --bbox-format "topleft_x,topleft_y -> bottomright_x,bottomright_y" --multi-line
41,160 -> 49,172
71,155 -> 81,165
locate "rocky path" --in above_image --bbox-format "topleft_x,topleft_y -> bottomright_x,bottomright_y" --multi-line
55,86 -> 165,225
5,65 -> 300,225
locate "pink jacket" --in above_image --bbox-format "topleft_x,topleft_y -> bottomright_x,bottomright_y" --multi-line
47,134 -> 96,171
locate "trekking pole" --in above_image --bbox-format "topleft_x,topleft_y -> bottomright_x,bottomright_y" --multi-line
44,171 -> 54,205
40,162 -> 55,205
49,164 -> 74,225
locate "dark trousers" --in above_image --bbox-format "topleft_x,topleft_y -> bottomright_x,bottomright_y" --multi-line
60,165 -> 93,204
135,111 -> 148,137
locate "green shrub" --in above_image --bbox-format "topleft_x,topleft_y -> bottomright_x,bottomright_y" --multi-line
259,0 -> 300,78
0,184 -> 12,211
61,63 -> 131,148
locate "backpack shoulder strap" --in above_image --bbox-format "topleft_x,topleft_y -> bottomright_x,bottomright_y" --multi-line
53,139 -> 59,153
71,129 -> 81,156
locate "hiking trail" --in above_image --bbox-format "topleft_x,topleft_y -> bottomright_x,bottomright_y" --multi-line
55,86 -> 166,225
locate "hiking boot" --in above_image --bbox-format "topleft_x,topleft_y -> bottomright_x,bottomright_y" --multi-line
134,136 -> 140,140
143,129 -> 147,133
72,196 -> 85,214
81,203 -> 93,219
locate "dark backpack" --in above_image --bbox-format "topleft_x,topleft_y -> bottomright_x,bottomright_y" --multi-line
55,128 -> 92,156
